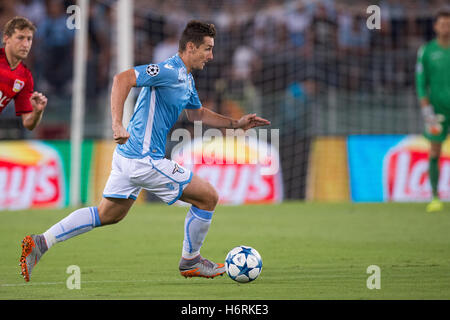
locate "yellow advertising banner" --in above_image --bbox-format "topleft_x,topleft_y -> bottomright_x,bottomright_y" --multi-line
306,137 -> 350,202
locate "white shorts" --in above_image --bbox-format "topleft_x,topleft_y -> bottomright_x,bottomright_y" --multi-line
103,150 -> 193,205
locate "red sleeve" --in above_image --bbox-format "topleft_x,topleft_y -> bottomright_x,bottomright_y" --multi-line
14,71 -> 34,116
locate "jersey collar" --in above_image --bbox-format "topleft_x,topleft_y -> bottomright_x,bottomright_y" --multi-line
174,53 -> 189,75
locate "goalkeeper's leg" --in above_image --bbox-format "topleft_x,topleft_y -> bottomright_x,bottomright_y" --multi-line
427,142 -> 443,213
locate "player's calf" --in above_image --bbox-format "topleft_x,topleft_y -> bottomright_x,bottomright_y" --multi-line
97,197 -> 134,225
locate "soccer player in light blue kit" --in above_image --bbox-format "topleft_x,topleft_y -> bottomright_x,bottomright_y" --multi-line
19,20 -> 270,281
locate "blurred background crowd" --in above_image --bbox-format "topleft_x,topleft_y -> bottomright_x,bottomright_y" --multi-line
0,0 -> 448,198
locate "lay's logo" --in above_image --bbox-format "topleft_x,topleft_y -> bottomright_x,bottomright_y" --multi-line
0,141 -> 65,210
384,136 -> 450,201
173,136 -> 283,205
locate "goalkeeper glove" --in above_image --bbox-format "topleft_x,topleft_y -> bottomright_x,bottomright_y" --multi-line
422,105 -> 444,135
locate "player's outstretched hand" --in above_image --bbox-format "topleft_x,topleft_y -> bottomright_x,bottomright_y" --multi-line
30,92 -> 47,112
112,124 -> 130,144
236,113 -> 271,130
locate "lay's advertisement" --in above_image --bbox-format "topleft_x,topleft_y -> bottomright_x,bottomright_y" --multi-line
348,134 -> 450,202
172,136 -> 283,205
0,141 -> 65,210
0,140 -> 94,210
5,135 -> 437,206
1,137 -> 282,210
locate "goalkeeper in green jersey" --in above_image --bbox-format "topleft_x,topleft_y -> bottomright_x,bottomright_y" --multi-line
416,9 -> 450,212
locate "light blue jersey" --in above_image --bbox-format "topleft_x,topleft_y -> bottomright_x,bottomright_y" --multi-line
117,54 -> 202,160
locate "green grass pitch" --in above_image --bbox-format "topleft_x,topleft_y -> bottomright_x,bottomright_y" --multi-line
1,201 -> 450,299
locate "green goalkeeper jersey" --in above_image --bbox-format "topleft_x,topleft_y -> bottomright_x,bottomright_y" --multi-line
416,39 -> 450,111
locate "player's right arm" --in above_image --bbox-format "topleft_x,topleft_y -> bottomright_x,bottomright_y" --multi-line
110,62 -> 173,144
110,69 -> 136,144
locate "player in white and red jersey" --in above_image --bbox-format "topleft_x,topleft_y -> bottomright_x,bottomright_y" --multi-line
1,16 -> 47,130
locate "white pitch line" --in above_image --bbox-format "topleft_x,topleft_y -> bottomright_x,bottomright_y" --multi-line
1,278 -> 194,287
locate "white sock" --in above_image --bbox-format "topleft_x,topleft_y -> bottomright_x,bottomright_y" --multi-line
182,206 -> 214,259
43,207 -> 101,249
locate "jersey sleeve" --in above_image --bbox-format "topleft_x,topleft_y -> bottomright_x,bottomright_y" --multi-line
14,72 -> 34,116
134,62 -> 176,87
185,80 -> 202,110
415,44 -> 428,100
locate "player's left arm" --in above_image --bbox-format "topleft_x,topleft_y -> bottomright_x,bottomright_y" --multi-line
21,91 -> 47,130
185,81 -> 270,130
185,107 -> 270,130
16,72 -> 47,131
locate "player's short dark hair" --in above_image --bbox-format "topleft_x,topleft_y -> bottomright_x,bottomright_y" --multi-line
3,16 -> 36,38
179,20 -> 216,52
435,8 -> 450,22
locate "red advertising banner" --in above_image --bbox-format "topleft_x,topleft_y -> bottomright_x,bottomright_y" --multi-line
384,136 -> 450,201
348,135 -> 450,202
172,136 -> 283,204
0,141 -> 65,210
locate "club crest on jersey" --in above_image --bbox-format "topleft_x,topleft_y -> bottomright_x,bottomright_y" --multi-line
172,163 -> 185,174
431,52 -> 443,60
13,79 -> 25,93
146,64 -> 160,76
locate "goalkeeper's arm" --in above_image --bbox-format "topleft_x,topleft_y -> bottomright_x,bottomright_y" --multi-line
414,44 -> 439,130
415,45 -> 431,112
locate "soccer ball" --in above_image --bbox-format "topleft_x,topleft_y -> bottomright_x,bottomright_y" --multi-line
225,245 -> 263,283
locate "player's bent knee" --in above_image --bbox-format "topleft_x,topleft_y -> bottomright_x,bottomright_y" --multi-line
430,142 -> 442,159
201,188 -> 219,211
430,149 -> 441,159
181,175 -> 219,211
188,188 -> 218,212
210,188 -> 219,208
